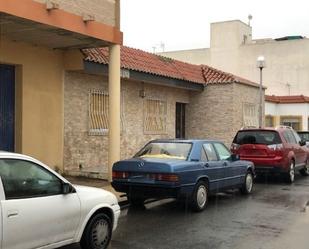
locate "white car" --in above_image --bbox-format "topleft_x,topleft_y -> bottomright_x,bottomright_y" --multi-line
0,152 -> 120,249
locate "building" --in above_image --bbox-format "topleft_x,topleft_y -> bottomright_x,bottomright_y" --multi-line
160,19 -> 309,130
160,20 -> 309,96
265,95 -> 309,130
0,0 -> 122,179
63,46 -> 264,178
0,2 -> 264,180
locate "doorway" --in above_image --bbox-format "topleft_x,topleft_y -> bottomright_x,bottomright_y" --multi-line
176,102 -> 186,139
0,64 -> 15,152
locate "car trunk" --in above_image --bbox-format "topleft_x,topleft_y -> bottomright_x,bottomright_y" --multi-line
238,144 -> 276,158
112,158 -> 181,184
233,130 -> 283,159
113,158 -> 175,172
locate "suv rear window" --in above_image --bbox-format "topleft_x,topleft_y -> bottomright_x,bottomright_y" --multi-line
298,132 -> 309,141
233,130 -> 282,145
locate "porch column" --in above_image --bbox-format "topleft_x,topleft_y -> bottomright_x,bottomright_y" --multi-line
108,44 -> 121,181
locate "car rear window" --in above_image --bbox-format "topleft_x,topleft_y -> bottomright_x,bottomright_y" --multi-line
233,130 -> 282,145
298,132 -> 309,141
134,142 -> 192,160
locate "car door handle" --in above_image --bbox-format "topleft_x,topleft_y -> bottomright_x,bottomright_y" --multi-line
204,163 -> 209,168
7,210 -> 19,218
223,162 -> 228,166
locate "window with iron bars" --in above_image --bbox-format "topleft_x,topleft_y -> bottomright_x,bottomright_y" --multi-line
88,90 -> 124,135
144,99 -> 167,134
243,103 -> 258,127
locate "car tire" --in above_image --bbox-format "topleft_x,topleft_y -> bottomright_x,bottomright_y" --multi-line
240,171 -> 254,195
191,180 -> 208,212
80,213 -> 112,249
285,161 -> 295,184
300,159 -> 309,176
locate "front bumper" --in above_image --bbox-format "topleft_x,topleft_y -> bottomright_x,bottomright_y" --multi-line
112,204 -> 121,231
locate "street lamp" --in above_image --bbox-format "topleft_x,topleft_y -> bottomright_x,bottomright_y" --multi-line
257,56 -> 266,128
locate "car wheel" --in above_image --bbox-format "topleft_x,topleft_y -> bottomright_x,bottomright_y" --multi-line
80,213 -> 112,249
240,171 -> 254,195
300,159 -> 309,176
285,161 -> 295,184
191,181 -> 208,212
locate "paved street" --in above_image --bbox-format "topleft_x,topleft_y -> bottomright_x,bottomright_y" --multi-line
63,174 -> 309,249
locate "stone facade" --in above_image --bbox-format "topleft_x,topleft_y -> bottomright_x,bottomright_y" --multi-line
186,84 -> 234,145
64,72 -> 190,178
33,0 -> 118,27
186,83 -> 263,146
64,70 -> 262,179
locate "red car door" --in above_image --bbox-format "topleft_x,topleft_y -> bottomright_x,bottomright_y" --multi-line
291,130 -> 308,165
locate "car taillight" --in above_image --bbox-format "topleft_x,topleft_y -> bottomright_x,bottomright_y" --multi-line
156,174 -> 179,182
267,143 -> 283,151
112,171 -> 129,179
231,143 -> 240,151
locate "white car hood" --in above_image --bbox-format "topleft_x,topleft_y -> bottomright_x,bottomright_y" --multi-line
74,185 -> 118,207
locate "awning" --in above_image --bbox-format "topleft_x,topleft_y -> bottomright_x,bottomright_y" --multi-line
0,0 -> 123,49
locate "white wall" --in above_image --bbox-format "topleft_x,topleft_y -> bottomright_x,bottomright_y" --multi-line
158,48 -> 211,65
265,102 -> 309,130
265,102 -> 277,115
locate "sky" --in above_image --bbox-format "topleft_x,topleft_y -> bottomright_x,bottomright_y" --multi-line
121,0 -> 309,52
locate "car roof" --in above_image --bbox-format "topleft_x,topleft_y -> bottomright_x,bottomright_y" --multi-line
0,151 -> 36,161
237,127 -> 295,132
237,128 -> 277,132
150,139 -> 221,143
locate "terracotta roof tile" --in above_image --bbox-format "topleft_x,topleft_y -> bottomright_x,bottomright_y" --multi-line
266,95 -> 309,103
83,46 -> 260,88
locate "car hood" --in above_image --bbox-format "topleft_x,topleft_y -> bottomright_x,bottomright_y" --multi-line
74,185 -> 118,207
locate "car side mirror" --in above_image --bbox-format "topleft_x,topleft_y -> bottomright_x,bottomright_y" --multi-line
230,154 -> 240,161
299,140 -> 306,146
62,182 -> 71,195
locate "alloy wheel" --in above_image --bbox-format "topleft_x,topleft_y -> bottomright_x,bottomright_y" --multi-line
246,173 -> 253,193
197,185 -> 207,208
289,162 -> 295,183
91,218 -> 110,248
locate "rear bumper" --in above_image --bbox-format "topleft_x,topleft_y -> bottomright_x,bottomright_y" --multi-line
111,181 -> 193,199
254,166 -> 287,174
240,156 -> 289,174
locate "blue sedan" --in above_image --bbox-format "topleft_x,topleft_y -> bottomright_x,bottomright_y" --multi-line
112,139 -> 255,211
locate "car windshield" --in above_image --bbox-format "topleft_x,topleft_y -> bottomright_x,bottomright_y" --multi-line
234,130 -> 282,145
298,132 -> 309,141
135,142 -> 192,160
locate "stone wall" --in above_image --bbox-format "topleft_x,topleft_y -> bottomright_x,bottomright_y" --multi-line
33,0 -> 117,27
186,84 -> 234,145
186,83 -> 263,146
64,72 -> 190,178
232,83 -> 264,133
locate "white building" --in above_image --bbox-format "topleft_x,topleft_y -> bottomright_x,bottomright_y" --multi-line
160,20 -> 309,130
265,95 -> 309,131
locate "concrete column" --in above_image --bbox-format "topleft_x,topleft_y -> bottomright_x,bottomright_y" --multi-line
108,44 -> 121,181
274,115 -> 281,127
302,115 -> 307,131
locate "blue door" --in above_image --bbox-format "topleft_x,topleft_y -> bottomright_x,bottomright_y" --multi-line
0,65 -> 15,152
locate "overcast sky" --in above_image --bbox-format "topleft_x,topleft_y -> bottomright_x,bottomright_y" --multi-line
121,0 -> 309,52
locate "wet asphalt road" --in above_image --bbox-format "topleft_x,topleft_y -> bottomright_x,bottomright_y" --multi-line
63,174 -> 309,249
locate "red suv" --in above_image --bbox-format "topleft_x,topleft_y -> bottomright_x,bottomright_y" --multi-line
231,126 -> 309,183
